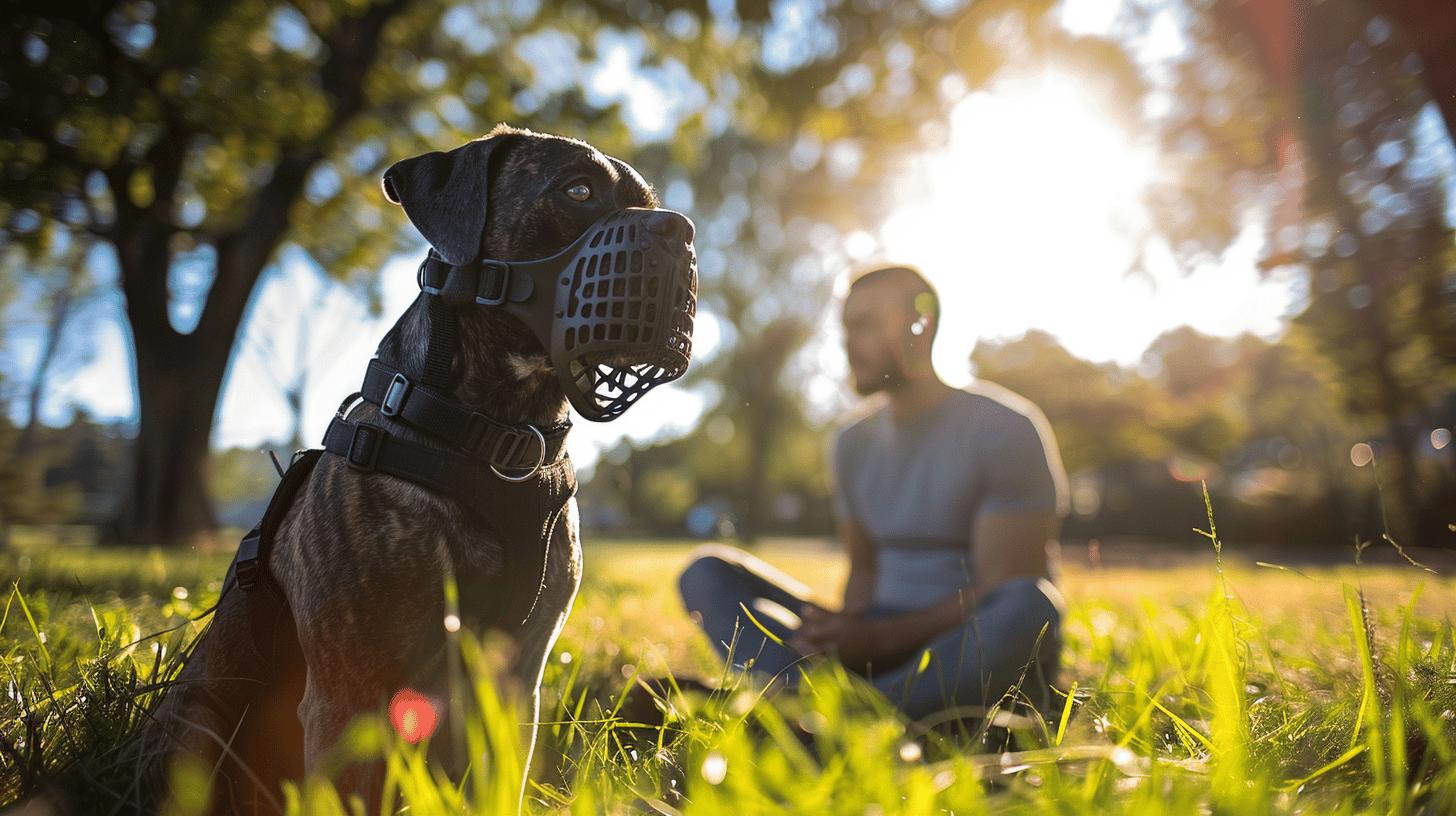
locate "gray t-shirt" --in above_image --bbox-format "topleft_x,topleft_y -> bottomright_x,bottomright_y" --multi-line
831,383 -> 1068,611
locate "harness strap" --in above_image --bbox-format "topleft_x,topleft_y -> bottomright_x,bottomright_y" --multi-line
321,416 -> 566,515
421,294 -> 457,391
321,415 -> 576,628
360,359 -> 571,470
223,449 -> 324,599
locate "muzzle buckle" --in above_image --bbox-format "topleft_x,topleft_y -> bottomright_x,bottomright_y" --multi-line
475,261 -> 512,306
380,373 -> 411,417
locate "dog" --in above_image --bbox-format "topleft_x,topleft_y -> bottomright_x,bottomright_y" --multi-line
130,125 -> 695,814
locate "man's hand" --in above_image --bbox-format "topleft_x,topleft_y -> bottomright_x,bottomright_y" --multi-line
791,607 -> 898,668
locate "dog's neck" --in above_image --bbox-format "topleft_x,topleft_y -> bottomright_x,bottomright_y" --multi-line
377,294 -> 570,429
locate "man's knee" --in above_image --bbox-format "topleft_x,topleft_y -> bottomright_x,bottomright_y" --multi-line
677,548 -> 742,609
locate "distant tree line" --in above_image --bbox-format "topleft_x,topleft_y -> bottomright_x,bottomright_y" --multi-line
584,326 -> 1456,550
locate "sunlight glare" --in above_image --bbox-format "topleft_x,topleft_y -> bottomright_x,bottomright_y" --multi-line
877,71 -> 1300,381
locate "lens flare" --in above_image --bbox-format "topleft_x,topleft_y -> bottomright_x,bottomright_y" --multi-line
389,688 -> 438,744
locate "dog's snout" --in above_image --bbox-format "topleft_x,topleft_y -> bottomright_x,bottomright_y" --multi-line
645,210 -> 694,244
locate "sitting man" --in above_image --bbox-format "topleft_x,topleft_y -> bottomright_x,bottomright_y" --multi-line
678,264 -> 1068,719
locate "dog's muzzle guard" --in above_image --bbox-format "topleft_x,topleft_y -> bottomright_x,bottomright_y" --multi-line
419,207 -> 698,422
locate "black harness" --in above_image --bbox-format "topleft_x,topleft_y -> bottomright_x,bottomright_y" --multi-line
224,251 -> 578,637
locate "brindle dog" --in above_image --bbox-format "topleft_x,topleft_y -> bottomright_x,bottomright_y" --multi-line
135,125 -> 668,814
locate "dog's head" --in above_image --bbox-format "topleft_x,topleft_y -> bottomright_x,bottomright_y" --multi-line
381,125 -> 693,421
382,124 -> 662,268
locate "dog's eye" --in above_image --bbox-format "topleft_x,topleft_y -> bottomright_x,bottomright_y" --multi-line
565,183 -> 592,202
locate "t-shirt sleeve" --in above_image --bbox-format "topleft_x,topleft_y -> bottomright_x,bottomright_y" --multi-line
978,409 -> 1069,517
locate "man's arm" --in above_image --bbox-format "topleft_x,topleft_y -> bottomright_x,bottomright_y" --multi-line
798,511 -> 1058,666
833,511 -> 1057,663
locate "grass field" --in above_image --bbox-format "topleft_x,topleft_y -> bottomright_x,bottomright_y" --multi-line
3,519 -> 1455,814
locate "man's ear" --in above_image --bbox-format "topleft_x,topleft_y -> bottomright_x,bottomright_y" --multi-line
382,132 -> 517,266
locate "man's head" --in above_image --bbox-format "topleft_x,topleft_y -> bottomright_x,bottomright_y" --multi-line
841,264 -> 940,396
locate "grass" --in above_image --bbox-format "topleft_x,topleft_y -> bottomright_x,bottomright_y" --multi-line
2,517 -> 1455,814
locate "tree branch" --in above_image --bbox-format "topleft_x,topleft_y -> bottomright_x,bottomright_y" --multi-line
198,0 -> 415,350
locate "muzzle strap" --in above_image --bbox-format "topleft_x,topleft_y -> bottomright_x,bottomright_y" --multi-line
419,254 -> 534,307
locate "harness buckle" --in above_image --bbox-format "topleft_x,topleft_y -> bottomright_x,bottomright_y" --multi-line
380,373 -> 411,417
420,256 -> 449,296
490,424 -> 547,482
235,527 -> 262,590
346,423 -> 384,471
475,261 -> 512,306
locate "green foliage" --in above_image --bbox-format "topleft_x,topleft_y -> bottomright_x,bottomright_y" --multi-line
972,329 -> 1174,473
1142,0 -> 1456,544
971,327 -> 1365,504
0,419 -> 83,544
584,403 -> 831,538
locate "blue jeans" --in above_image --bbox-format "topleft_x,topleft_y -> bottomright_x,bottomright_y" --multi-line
677,545 -> 1062,720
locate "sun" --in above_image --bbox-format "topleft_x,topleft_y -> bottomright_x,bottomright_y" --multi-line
872,70 -> 1297,380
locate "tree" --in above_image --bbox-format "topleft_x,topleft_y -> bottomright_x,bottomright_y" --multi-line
0,0 -> 752,547
971,329 -> 1171,474
1289,2 -> 1456,544
11,240 -> 98,454
1139,0 -> 1456,545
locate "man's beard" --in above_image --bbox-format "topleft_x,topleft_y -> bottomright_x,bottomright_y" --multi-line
853,358 -> 907,396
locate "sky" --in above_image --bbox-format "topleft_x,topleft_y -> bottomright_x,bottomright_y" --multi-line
4,0 -> 1453,470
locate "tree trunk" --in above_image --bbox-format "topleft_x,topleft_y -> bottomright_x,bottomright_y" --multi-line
737,408 -> 773,546
98,0 -> 438,547
285,385 -> 306,453
104,222 -> 247,547
16,286 -> 74,454
107,337 -> 224,548
1375,0 -> 1456,142
103,194 -> 278,546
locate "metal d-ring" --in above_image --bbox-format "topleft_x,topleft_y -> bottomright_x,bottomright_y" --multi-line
490,424 -> 547,482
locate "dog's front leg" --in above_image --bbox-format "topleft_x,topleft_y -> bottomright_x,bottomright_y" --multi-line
297,671 -> 391,813
506,507 -> 583,810
278,502 -> 452,813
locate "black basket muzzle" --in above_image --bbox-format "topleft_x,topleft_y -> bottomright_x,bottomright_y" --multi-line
551,208 -> 697,421
422,207 -> 697,422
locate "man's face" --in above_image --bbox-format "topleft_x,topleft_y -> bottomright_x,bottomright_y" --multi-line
841,283 -> 917,396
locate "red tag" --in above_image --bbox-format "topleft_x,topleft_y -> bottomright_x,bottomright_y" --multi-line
388,688 -> 439,744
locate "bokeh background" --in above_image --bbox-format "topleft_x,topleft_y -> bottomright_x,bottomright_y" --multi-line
2,0 -> 1454,559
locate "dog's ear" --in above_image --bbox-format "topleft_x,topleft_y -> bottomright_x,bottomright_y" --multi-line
606,155 -> 659,208
382,133 -> 517,266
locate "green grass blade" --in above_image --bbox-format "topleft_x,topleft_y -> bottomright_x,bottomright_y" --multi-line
1055,681 -> 1077,747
